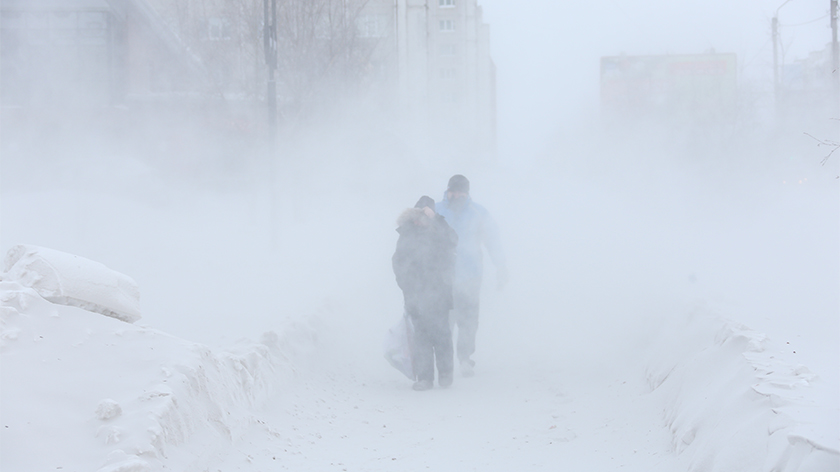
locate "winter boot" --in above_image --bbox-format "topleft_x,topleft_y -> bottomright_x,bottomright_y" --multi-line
412,379 -> 433,391
460,359 -> 475,378
439,372 -> 453,388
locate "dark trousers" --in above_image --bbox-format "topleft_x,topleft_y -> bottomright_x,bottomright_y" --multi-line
451,284 -> 481,363
410,310 -> 454,383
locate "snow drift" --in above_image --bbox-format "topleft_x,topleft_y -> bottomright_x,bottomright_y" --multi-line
1,247 -> 836,471
0,279 -> 319,472
2,244 -> 142,323
645,311 -> 839,472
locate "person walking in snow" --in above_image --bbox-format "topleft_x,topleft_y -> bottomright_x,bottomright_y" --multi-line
436,175 -> 507,377
392,196 -> 459,391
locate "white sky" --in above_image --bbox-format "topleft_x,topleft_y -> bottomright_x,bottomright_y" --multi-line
477,0 -> 834,155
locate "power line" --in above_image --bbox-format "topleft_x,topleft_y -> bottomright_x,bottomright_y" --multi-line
779,13 -> 829,28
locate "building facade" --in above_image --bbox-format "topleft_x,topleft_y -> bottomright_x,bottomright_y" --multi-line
0,0 -> 210,107
781,43 -> 838,122
0,0 -> 496,153
391,0 -> 495,152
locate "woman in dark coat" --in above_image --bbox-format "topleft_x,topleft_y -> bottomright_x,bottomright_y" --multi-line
392,196 -> 458,391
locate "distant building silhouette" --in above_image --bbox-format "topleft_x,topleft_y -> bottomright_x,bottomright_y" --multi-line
1,0 -> 495,155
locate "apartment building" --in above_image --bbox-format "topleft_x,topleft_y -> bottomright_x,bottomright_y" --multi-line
140,0 -> 496,149
390,0 -> 495,151
1,0 -> 495,151
0,0 -> 208,107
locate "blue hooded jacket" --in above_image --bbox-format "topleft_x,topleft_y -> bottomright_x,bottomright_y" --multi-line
436,192 -> 506,287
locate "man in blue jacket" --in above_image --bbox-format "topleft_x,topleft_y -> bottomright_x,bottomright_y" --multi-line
436,175 -> 507,377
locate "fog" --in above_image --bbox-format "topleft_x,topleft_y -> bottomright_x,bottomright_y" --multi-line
1,1 -> 839,470
1,0 -> 838,414
482,0 -> 833,158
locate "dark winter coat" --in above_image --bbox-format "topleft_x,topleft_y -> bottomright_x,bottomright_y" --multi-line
392,208 -> 458,318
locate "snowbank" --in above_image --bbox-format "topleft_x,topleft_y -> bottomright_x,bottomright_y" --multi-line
0,280 -> 319,472
2,244 -> 142,323
1,248 -> 836,471
645,311 -> 839,472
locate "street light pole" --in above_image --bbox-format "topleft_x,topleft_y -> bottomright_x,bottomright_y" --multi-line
832,0 -> 839,116
264,0 -> 277,137
772,0 -> 794,116
264,0 -> 278,244
772,16 -> 779,105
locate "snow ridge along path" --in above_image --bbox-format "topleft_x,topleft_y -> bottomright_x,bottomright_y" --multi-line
0,258 -> 836,471
0,280 -> 319,472
645,311 -> 839,472
212,301 -> 837,472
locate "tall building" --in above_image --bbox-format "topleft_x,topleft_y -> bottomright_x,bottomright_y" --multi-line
392,0 -> 496,153
0,0 -> 496,154
0,0 -> 210,106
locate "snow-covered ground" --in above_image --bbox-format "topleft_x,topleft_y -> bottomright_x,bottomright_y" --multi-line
1,125 -> 837,472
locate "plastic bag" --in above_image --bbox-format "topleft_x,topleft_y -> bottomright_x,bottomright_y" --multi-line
384,314 -> 415,380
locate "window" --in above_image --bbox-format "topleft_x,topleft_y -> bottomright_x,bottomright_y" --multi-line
0,10 -> 24,28
208,17 -> 230,40
439,0 -> 455,7
439,19 -> 454,32
441,91 -> 459,103
1,8 -> 113,106
79,11 -> 108,38
439,44 -> 456,56
357,15 -> 382,38
440,68 -> 456,79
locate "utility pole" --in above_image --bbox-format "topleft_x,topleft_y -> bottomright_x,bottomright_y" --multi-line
772,0 -> 793,117
264,0 -> 278,245
772,16 -> 779,109
264,0 -> 278,138
832,0 -> 839,117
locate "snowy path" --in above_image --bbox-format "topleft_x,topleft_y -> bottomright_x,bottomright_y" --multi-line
1,147 -> 836,471
211,307 -> 687,472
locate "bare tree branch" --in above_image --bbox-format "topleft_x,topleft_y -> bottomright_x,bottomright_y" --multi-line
804,132 -> 840,166
149,0 -> 381,120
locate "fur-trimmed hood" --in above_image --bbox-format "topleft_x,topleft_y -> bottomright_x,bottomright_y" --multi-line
396,207 -> 434,228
